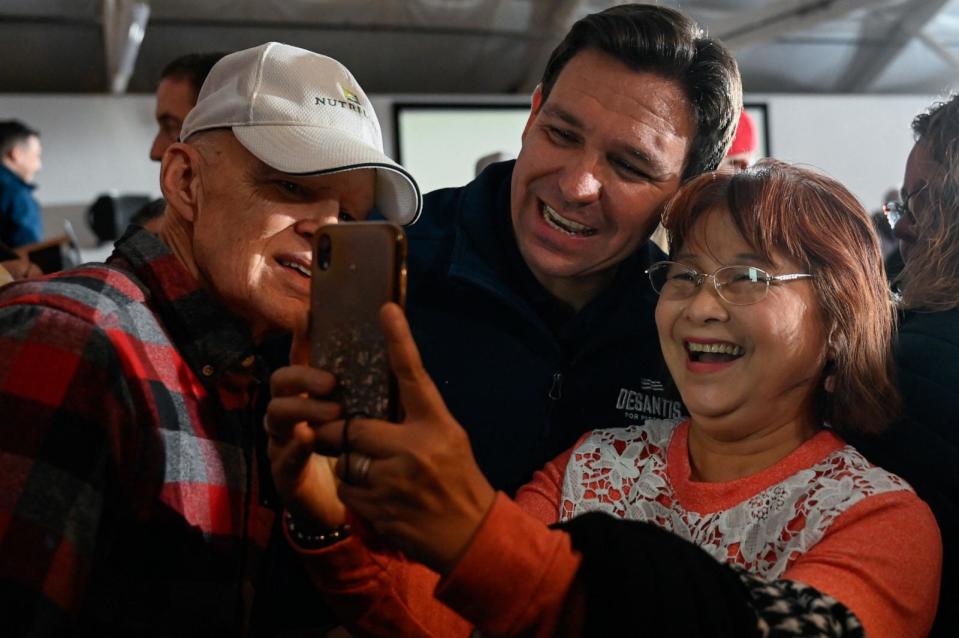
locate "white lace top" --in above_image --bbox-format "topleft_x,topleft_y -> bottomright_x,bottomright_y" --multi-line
559,418 -> 912,580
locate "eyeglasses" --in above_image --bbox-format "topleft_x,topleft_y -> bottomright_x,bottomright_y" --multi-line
883,185 -> 924,229
645,260 -> 815,306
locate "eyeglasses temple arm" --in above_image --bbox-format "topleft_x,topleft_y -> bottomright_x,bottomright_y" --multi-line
773,273 -> 814,283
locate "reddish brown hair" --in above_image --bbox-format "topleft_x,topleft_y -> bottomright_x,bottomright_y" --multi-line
661,159 -> 899,434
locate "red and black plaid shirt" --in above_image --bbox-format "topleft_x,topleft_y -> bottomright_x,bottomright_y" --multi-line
0,228 -> 281,634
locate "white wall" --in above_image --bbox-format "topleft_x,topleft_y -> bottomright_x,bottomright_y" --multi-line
757,94 -> 935,210
378,93 -> 937,213
0,92 -> 937,254
0,94 -> 160,256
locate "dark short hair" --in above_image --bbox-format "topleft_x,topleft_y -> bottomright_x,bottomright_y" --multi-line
160,52 -> 230,96
540,4 -> 741,180
661,160 -> 899,434
0,120 -> 39,157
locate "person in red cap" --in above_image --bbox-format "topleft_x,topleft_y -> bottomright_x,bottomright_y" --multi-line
720,110 -> 758,171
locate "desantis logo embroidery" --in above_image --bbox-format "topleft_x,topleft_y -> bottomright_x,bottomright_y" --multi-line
616,379 -> 683,421
314,83 -> 368,117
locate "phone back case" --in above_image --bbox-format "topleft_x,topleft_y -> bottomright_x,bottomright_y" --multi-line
310,222 -> 407,420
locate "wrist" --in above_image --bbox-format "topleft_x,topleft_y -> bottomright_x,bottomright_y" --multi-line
433,487 -> 498,575
283,510 -> 352,551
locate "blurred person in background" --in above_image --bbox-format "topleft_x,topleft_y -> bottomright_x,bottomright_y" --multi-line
869,187 -> 901,265
0,120 -> 43,248
149,51 -> 228,162
848,93 -> 959,637
474,150 -> 512,176
718,109 -> 757,171
0,240 -> 41,286
131,52 -> 229,237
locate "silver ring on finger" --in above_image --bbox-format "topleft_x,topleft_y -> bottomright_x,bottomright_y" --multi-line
339,452 -> 373,486
353,453 -> 373,485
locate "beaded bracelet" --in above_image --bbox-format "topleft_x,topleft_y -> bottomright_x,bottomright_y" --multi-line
283,510 -> 351,550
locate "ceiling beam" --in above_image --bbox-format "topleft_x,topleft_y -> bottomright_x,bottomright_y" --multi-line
515,0 -> 589,93
836,0 -> 951,91
101,0 -> 150,94
713,0 -> 878,52
918,30 -> 959,73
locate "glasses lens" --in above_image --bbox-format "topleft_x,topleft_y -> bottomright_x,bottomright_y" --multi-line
648,262 -> 699,297
715,266 -> 768,304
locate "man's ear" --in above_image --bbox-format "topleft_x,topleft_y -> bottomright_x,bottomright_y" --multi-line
3,143 -> 20,165
521,84 -> 545,139
159,143 -> 202,223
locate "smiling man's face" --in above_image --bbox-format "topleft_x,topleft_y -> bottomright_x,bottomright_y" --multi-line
182,132 -> 376,340
509,49 -> 695,308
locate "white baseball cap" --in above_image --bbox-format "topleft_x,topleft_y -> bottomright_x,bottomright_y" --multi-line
180,42 -> 421,225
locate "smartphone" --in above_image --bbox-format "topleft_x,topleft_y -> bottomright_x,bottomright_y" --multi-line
310,221 -> 407,421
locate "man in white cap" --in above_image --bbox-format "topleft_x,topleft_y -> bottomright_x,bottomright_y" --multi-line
0,42 -> 419,634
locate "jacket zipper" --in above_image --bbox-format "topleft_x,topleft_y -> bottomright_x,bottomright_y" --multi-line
548,371 -> 564,401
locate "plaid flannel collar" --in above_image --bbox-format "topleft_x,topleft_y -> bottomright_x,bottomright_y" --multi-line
107,226 -> 262,384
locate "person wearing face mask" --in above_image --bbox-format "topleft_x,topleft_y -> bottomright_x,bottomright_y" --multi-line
0,43 -> 420,635
266,160 -> 940,638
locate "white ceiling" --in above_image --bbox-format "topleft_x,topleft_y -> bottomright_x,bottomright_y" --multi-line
3,0 -> 959,95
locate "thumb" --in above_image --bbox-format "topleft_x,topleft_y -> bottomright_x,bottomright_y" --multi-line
380,303 -> 451,422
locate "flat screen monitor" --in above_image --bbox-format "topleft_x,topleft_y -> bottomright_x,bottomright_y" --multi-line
394,101 -> 771,195
394,102 -> 530,195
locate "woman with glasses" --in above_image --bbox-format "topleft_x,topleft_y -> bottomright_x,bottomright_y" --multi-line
265,161 -> 940,637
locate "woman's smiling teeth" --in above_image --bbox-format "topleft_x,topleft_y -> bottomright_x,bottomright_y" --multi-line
686,341 -> 745,363
280,259 -> 311,278
541,202 -> 597,237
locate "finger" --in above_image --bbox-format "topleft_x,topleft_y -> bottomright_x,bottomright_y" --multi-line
334,451 -> 375,486
311,416 -> 407,459
379,303 -> 451,420
265,396 -> 342,442
336,455 -> 416,504
270,365 -> 336,398
273,421 -> 318,471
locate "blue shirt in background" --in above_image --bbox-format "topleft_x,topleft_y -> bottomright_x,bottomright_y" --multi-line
0,163 -> 41,248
